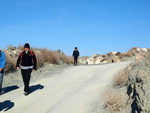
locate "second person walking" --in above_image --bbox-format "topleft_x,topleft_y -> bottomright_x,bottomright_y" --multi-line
16,43 -> 37,96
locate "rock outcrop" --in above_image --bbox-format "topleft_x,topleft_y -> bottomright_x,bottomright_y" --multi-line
79,48 -> 150,65
127,57 -> 150,113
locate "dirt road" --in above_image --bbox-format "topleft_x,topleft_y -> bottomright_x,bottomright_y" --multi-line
0,62 -> 131,113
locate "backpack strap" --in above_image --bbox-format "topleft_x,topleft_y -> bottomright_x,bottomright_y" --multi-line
20,51 -> 24,66
30,51 -> 34,63
0,50 -> 1,55
20,51 -> 34,66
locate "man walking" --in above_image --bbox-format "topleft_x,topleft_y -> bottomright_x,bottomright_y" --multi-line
0,50 -> 6,95
72,47 -> 80,66
16,43 -> 37,96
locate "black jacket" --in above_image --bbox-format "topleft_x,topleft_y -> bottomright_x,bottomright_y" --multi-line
72,50 -> 80,57
16,51 -> 37,70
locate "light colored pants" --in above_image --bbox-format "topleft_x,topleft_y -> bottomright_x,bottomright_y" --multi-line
0,70 -> 4,91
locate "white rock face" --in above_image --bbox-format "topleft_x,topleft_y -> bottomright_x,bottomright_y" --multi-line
136,48 -> 141,51
142,48 -> 149,52
78,47 -> 150,65
95,56 -> 104,64
87,58 -> 94,64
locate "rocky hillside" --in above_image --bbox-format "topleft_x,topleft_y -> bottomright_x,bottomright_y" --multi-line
127,57 -> 150,113
79,47 -> 150,64
101,55 -> 150,113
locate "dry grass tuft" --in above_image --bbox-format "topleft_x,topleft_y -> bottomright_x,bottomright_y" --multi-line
103,90 -> 127,112
33,49 -> 45,68
59,55 -> 73,64
113,68 -> 128,87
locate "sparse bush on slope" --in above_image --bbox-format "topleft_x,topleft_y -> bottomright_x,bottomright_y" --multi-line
33,49 -> 45,68
113,68 -> 128,87
4,51 -> 16,72
103,89 -> 128,112
102,56 -> 150,112
3,46 -> 73,73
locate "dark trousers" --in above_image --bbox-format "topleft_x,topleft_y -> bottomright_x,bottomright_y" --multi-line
21,69 -> 32,92
74,56 -> 78,65
0,69 -> 4,91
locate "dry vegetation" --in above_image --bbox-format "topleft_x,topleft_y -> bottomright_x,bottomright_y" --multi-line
103,90 -> 128,112
102,68 -> 130,112
4,46 -> 73,73
113,68 -> 128,87
125,47 -> 138,57
102,66 -> 130,112
4,51 -> 17,72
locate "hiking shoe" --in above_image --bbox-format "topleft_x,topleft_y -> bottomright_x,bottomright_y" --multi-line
24,92 -> 29,96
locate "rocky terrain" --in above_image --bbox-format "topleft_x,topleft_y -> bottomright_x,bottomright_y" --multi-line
127,57 -> 150,113
79,47 -> 150,64
101,54 -> 150,113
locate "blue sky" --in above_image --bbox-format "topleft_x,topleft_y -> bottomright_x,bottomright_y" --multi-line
0,0 -> 150,56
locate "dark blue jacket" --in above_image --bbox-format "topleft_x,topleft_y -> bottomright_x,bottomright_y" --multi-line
72,50 -> 80,57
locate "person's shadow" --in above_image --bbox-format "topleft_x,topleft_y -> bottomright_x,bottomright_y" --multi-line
0,100 -> 14,112
29,84 -> 44,95
1,85 -> 19,95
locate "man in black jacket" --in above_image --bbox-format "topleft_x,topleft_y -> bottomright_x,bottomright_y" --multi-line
72,47 -> 80,66
16,43 -> 37,96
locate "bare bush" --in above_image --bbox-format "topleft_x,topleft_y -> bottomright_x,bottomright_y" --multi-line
125,47 -> 140,57
18,45 -> 24,51
103,89 -> 127,112
113,68 -> 128,87
40,49 -> 59,64
33,50 -> 45,68
7,45 -> 16,50
4,51 -> 16,73
59,55 -> 73,64
3,46 -> 75,73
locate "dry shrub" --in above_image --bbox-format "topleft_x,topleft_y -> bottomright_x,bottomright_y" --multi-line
115,52 -> 121,56
40,48 -> 73,64
41,49 -> 59,64
7,45 -> 16,50
113,68 -> 128,87
4,51 -> 16,73
18,45 -> 24,51
33,50 -> 45,68
3,46 -> 73,73
103,90 -> 127,112
107,53 -> 111,56
125,47 -> 139,57
59,55 -> 73,64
